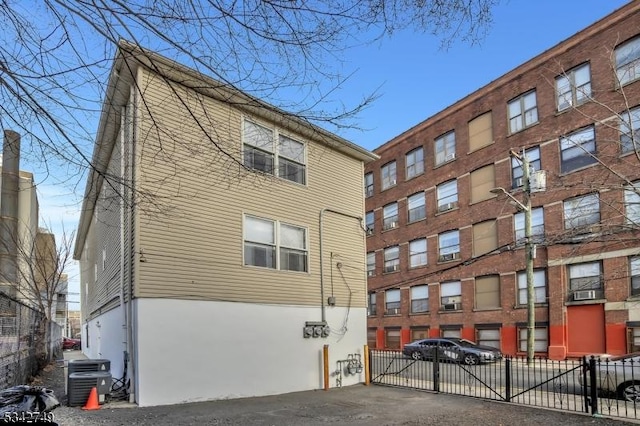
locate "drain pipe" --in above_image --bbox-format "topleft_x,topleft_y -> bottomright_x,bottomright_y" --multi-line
318,208 -> 364,323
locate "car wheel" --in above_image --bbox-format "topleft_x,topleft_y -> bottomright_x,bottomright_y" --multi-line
73,343 -> 81,350
463,354 -> 479,366
411,351 -> 423,361
618,381 -> 640,402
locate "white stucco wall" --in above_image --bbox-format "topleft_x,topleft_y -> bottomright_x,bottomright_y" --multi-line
134,298 -> 367,407
83,306 -> 128,381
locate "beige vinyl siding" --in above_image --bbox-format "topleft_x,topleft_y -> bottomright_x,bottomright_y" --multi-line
133,67 -> 366,308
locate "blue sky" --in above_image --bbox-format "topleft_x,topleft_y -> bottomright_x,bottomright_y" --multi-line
32,0 -> 631,307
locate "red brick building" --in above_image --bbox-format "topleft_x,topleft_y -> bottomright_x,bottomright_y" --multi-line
365,1 -> 640,360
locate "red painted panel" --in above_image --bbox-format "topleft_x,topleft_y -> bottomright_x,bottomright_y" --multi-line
429,328 -> 440,338
401,328 -> 411,347
376,328 -> 385,350
462,328 -> 475,342
501,326 -> 517,355
548,324 -> 567,360
567,304 -> 605,356
606,323 -> 627,355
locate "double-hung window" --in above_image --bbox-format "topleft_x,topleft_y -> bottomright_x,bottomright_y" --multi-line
625,182 -> 640,225
385,289 -> 401,315
364,173 -> 374,197
620,106 -> 640,154
244,215 -> 308,272
519,327 -> 548,352
411,285 -> 429,313
440,281 -> 461,310
366,252 -> 375,277
368,293 -> 377,315
564,193 -> 600,230
381,161 -> 397,190
384,246 -> 400,273
615,36 -> 640,86
438,230 -> 460,262
437,180 -> 458,212
407,192 -> 426,223
630,256 -> 640,297
435,131 -> 456,166
365,211 -> 375,235
556,63 -> 591,111
406,147 -> 424,179
560,126 -> 596,173
511,146 -> 540,189
243,120 -> 306,184
514,207 -> 545,243
409,238 -> 427,268
383,203 -> 399,230
568,261 -> 603,300
508,91 -> 538,133
517,269 -> 546,305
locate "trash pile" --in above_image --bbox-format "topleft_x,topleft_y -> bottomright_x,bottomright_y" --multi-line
0,385 -> 59,424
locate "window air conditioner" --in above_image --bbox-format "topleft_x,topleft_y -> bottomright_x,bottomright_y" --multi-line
443,303 -> 460,311
386,264 -> 399,273
390,221 -> 398,229
515,177 -> 524,187
573,290 -> 597,301
439,252 -> 459,262
386,308 -> 400,315
438,203 -> 457,212
445,153 -> 455,161
367,270 -> 374,277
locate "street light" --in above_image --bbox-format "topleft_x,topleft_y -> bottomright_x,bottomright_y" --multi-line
491,151 -> 536,364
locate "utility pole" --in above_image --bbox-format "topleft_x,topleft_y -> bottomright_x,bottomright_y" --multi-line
491,149 -> 541,365
521,150 -> 535,364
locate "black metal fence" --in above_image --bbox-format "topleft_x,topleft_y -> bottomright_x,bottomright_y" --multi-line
0,292 -> 62,389
370,348 -> 640,421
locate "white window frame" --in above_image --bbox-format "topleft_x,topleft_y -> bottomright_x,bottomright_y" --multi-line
381,161 -> 397,190
383,203 -> 399,230
560,126 -> 597,173
409,238 -> 427,268
438,230 -> 460,261
631,256 -> 640,297
621,106 -> 640,154
508,91 -> 538,133
407,192 -> 426,223
406,147 -> 424,179
440,281 -> 461,310
384,246 -> 400,273
568,261 -> 603,295
511,146 -> 540,188
556,63 -> 591,111
563,193 -> 600,230
514,207 -> 545,243
477,328 -> 501,350
435,131 -> 456,166
243,119 -> 307,184
365,172 -> 374,198
366,252 -> 375,277
243,215 -> 308,272
385,289 -> 401,315
615,36 -> 640,86
436,180 -> 458,212
365,211 -> 375,235
517,269 -> 547,305
625,182 -> 640,225
411,285 -> 429,313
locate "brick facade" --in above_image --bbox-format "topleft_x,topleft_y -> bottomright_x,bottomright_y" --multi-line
365,2 -> 640,359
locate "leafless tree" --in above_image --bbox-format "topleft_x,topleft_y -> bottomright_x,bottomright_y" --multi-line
0,0 -> 498,200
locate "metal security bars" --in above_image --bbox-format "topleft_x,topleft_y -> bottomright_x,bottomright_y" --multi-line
370,347 -> 640,422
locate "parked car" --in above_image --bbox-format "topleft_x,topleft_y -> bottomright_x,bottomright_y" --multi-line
62,337 -> 81,350
402,338 -> 502,365
579,353 -> 640,402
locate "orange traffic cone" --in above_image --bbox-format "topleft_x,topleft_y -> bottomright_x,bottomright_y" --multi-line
82,386 -> 100,410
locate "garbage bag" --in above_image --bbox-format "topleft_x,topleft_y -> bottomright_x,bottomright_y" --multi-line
0,385 -> 60,415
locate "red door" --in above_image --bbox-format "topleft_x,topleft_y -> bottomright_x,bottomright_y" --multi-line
567,304 -> 605,356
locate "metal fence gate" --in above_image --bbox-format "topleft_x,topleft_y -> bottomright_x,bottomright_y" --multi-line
370,348 -> 640,422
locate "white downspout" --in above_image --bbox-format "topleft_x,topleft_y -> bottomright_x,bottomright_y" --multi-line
119,105 -> 129,393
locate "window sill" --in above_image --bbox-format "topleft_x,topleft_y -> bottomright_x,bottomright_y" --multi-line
405,172 -> 424,182
473,307 -> 502,312
438,309 -> 462,314
383,314 -> 401,317
513,303 -> 548,309
435,207 -> 458,216
407,218 -> 426,226
564,298 -> 606,306
506,120 -> 540,137
380,184 -> 397,192
409,264 -> 428,271
409,312 -> 430,316
383,270 -> 400,275
381,227 -> 399,233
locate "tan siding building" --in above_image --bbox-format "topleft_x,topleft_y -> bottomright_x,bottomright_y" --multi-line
74,41 -> 376,406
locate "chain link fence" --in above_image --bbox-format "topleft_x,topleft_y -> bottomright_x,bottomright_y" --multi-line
0,292 -> 62,389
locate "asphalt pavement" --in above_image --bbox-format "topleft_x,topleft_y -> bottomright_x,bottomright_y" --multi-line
32,351 -> 638,425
